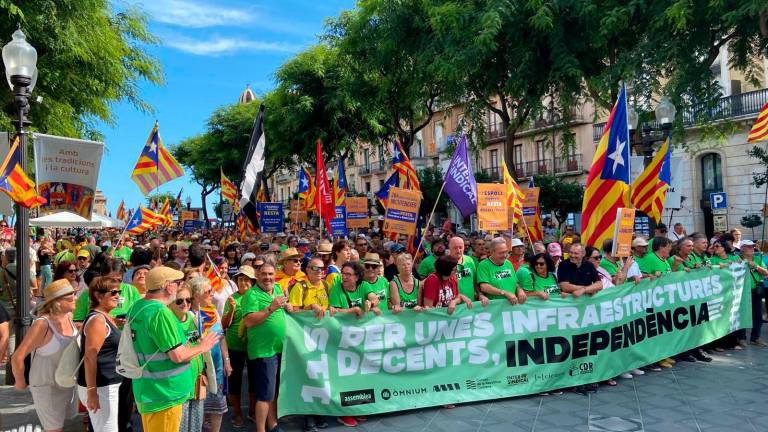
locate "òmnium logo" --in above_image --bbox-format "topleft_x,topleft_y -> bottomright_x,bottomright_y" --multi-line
340,389 -> 375,407
569,362 -> 594,376
380,387 -> 428,400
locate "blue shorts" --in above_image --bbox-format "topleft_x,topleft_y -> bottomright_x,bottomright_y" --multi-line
248,355 -> 280,402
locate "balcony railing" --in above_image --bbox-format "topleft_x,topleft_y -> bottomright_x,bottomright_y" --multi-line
277,172 -> 292,183
481,167 -> 501,182
360,160 -> 388,175
512,155 -> 583,178
593,87 -> 768,141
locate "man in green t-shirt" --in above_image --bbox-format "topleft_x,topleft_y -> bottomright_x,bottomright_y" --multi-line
129,266 -> 219,432
638,237 -> 672,276
418,238 -> 446,278
242,263 -> 292,432
477,238 -> 526,304
447,237 -> 488,304
740,241 -> 768,346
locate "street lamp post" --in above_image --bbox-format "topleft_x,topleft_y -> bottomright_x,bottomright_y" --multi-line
628,96 -> 676,167
186,195 -> 191,210
2,28 -> 38,355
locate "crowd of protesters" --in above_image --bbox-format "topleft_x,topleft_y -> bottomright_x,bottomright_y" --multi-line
0,220 -> 766,432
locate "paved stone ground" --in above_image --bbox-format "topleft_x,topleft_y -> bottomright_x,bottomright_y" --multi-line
2,327 -> 768,432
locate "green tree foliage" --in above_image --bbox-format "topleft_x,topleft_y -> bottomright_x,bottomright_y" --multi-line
326,0 -> 460,155
740,213 -> 762,239
417,166 -> 449,218
145,191 -> 176,209
0,1 -> 162,139
533,174 -> 584,227
269,44 -> 381,163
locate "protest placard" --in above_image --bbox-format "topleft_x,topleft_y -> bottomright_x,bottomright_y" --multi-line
346,197 -> 370,229
382,187 -> 420,236
477,183 -> 508,231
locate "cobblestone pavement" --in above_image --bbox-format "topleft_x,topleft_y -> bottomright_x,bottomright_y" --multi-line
2,327 -> 767,432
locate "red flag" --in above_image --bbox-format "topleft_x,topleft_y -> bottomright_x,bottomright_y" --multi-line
315,140 -> 335,232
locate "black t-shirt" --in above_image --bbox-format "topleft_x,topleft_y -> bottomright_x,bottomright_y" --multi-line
556,259 -> 599,286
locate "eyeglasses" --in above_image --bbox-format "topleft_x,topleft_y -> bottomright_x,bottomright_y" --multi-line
175,298 -> 192,306
309,265 -> 325,271
341,272 -> 356,277
534,261 -> 546,266
364,264 -> 379,269
285,258 -> 300,263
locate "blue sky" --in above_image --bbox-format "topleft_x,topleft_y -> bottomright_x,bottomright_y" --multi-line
98,0 -> 355,215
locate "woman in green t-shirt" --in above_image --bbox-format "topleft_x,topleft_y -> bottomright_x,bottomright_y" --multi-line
168,285 -> 204,432
328,262 -> 367,318
520,253 -> 560,299
710,241 -> 740,267
389,253 -> 422,312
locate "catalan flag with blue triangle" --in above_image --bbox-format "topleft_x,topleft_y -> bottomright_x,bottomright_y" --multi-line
581,85 -> 631,247
131,122 -> 185,195
631,137 -> 671,223
0,135 -> 46,208
334,158 -> 347,207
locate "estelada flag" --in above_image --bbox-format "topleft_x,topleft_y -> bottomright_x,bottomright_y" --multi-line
748,102 -> 768,143
631,137 -> 671,223
131,122 -> 185,195
206,263 -> 223,293
581,85 -> 631,247
0,135 -> 46,208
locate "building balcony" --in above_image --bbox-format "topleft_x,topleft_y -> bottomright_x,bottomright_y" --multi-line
513,154 -> 583,179
277,172 -> 292,183
481,167 -> 501,182
593,87 -> 768,141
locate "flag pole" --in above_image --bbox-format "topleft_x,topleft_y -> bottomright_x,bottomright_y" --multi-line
415,182 -> 446,254
206,253 -> 224,280
760,151 -> 768,249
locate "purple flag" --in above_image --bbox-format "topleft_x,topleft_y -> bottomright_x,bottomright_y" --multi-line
443,135 -> 477,218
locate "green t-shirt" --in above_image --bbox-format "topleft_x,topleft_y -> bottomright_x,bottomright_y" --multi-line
241,285 -> 286,360
418,255 -> 437,277
744,255 -> 765,291
178,311 -> 203,393
392,276 -> 419,308
328,278 -> 367,309
280,244 -> 288,252
519,268 -> 560,295
687,252 -> 708,268
476,258 -> 518,300
638,253 -> 671,275
599,258 -> 618,276
360,276 -> 390,310
128,299 -> 195,414
710,254 -> 740,266
455,255 -> 477,300
223,291 -> 247,352
114,246 -> 133,263
74,282 -> 141,323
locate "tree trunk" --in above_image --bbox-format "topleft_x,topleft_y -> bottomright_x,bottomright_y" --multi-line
502,119 -> 516,176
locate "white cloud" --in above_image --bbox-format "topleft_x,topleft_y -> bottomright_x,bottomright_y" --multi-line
164,35 -> 301,56
134,0 -> 253,28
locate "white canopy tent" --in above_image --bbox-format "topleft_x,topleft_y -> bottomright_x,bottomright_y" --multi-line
30,212 -> 116,228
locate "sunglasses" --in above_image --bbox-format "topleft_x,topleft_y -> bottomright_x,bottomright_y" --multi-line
309,265 -> 325,271
356,243 -> 367,247
285,258 -> 300,263
591,255 -> 602,260
364,264 -> 379,269
341,272 -> 356,277
77,256 -> 88,260
175,298 -> 192,306
107,289 -> 121,296
67,268 -> 77,273
535,261 -> 546,266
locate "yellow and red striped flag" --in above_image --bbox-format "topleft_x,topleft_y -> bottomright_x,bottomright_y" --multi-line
581,85 -> 631,247
221,170 -> 237,205
631,138 -> 671,223
0,135 -> 46,208
748,102 -> 768,143
131,122 -> 185,195
159,198 -> 173,227
501,160 -> 524,225
116,200 -> 126,221
206,262 -> 223,293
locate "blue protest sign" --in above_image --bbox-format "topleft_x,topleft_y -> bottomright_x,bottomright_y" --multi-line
331,205 -> 348,237
258,202 -> 284,233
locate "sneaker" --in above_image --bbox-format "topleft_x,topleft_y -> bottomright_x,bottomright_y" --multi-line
658,359 -> 673,369
550,390 -> 564,395
337,417 -> 358,427
631,369 -> 645,376
693,351 -> 712,362
620,372 -> 633,379
750,339 -> 768,347
605,379 -> 618,386
734,345 -> 743,351
646,365 -> 663,372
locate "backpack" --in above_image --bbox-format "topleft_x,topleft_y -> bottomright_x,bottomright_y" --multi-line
54,334 -> 83,388
116,303 -> 161,379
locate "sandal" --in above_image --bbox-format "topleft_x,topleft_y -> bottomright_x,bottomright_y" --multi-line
605,379 -> 618,386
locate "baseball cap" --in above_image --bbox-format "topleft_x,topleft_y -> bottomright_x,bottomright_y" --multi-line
740,240 -> 756,247
77,249 -> 90,259
547,242 -> 562,257
242,252 -> 256,261
146,266 -> 185,291
632,237 -> 649,247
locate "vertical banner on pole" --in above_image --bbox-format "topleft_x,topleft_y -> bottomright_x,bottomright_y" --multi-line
382,187 -> 420,236
477,183 -> 509,231
331,206 -> 348,237
612,208 -> 636,257
257,202 -> 285,233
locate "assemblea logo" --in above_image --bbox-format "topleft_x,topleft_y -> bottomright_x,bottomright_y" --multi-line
339,389 -> 376,407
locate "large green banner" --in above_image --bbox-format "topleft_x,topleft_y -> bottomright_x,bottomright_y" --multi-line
278,264 -> 750,416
